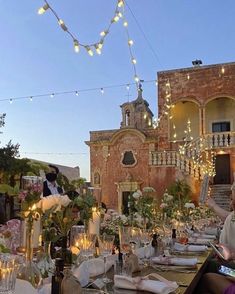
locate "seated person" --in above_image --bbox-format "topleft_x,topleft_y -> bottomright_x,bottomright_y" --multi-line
207,197 -> 230,222
195,245 -> 235,293
195,186 -> 235,293
43,164 -> 63,196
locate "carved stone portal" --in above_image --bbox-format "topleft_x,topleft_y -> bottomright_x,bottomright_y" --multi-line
115,180 -> 142,213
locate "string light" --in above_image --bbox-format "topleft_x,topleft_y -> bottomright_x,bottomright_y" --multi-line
85,46 -> 93,56
128,39 -> 134,46
9,99 -> 13,104
38,0 -> 123,55
30,96 -> 33,101
95,44 -> 102,55
221,67 -> 225,74
123,21 -> 128,27
38,3 -> 49,15
118,0 -> 124,7
0,79 -> 157,103
73,39 -> 80,53
100,88 -> 104,94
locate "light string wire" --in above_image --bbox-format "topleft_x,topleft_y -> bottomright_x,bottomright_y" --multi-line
0,79 -> 157,103
39,0 -> 125,55
125,0 -> 163,69
122,4 -> 139,88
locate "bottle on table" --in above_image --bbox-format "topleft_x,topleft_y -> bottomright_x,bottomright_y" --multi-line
171,228 -> 177,248
51,258 -> 64,294
151,233 -> 158,256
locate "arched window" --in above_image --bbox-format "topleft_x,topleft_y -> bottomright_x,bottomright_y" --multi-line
125,110 -> 130,126
94,172 -> 100,185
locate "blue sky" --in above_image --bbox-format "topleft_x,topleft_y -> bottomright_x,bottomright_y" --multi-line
0,0 -> 234,180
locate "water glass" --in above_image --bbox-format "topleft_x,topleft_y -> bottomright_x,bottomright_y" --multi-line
70,225 -> 85,247
0,254 -> 18,294
114,260 -> 132,277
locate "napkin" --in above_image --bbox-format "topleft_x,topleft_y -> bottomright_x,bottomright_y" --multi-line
188,237 -> 212,245
152,256 -> 198,266
114,273 -> 178,294
135,245 -> 154,259
14,279 -> 37,294
204,227 -> 218,235
61,269 -> 82,294
192,233 -> 216,239
73,256 -> 115,287
174,242 -> 207,252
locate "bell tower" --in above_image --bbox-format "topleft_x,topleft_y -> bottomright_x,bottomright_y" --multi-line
120,84 -> 154,129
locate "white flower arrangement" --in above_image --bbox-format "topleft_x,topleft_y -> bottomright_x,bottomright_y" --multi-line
184,202 -> 195,209
132,190 -> 142,199
160,203 -> 168,209
37,194 -> 71,213
163,192 -> 174,202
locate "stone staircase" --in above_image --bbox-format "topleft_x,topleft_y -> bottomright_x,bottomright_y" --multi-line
210,184 -> 231,211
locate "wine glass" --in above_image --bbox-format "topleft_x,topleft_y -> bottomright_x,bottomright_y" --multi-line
119,227 -> 131,258
99,234 -> 115,283
140,229 -> 152,266
78,233 -> 96,261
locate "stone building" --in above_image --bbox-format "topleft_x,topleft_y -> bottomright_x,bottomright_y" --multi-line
86,61 -> 235,212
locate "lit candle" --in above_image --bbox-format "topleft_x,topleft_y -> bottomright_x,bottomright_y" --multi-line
88,207 -> 101,235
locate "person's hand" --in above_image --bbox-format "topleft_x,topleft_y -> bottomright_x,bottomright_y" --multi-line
218,244 -> 234,261
206,197 -> 216,210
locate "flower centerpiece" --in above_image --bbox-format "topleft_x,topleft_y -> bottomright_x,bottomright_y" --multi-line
39,194 -> 77,267
128,186 -> 156,229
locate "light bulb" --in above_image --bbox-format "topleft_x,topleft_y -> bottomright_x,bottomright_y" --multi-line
95,44 -> 101,55
100,88 -> 104,94
50,93 -> 54,98
75,91 -> 79,96
113,15 -> 119,22
30,96 -> 33,101
85,46 -> 93,56
97,41 -> 103,49
38,3 -> 49,15
187,74 -> 190,80
132,58 -> 137,64
123,21 -> 128,27
221,67 -> 225,74
155,80 -> 158,86
126,84 -> 130,90
58,19 -> 67,31
118,12 -> 123,18
100,30 -> 108,37
9,99 -> 13,104
118,0 -> 124,7
128,39 -> 133,46
134,75 -> 139,82
73,39 -> 80,53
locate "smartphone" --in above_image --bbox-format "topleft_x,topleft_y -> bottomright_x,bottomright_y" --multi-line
218,265 -> 235,277
209,242 -> 225,260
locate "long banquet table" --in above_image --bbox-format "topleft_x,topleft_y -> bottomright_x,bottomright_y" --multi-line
103,250 -> 212,294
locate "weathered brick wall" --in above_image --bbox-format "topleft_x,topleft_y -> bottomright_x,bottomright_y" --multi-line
158,62 -> 235,112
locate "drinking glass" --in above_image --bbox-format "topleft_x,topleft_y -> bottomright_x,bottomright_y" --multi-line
129,227 -> 141,252
78,233 -> 96,261
0,254 -> 18,294
140,230 -> 152,266
119,227 -> 131,257
99,235 -> 115,283
70,225 -> 85,247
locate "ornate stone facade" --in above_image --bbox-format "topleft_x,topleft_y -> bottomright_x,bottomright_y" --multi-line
86,62 -> 235,210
